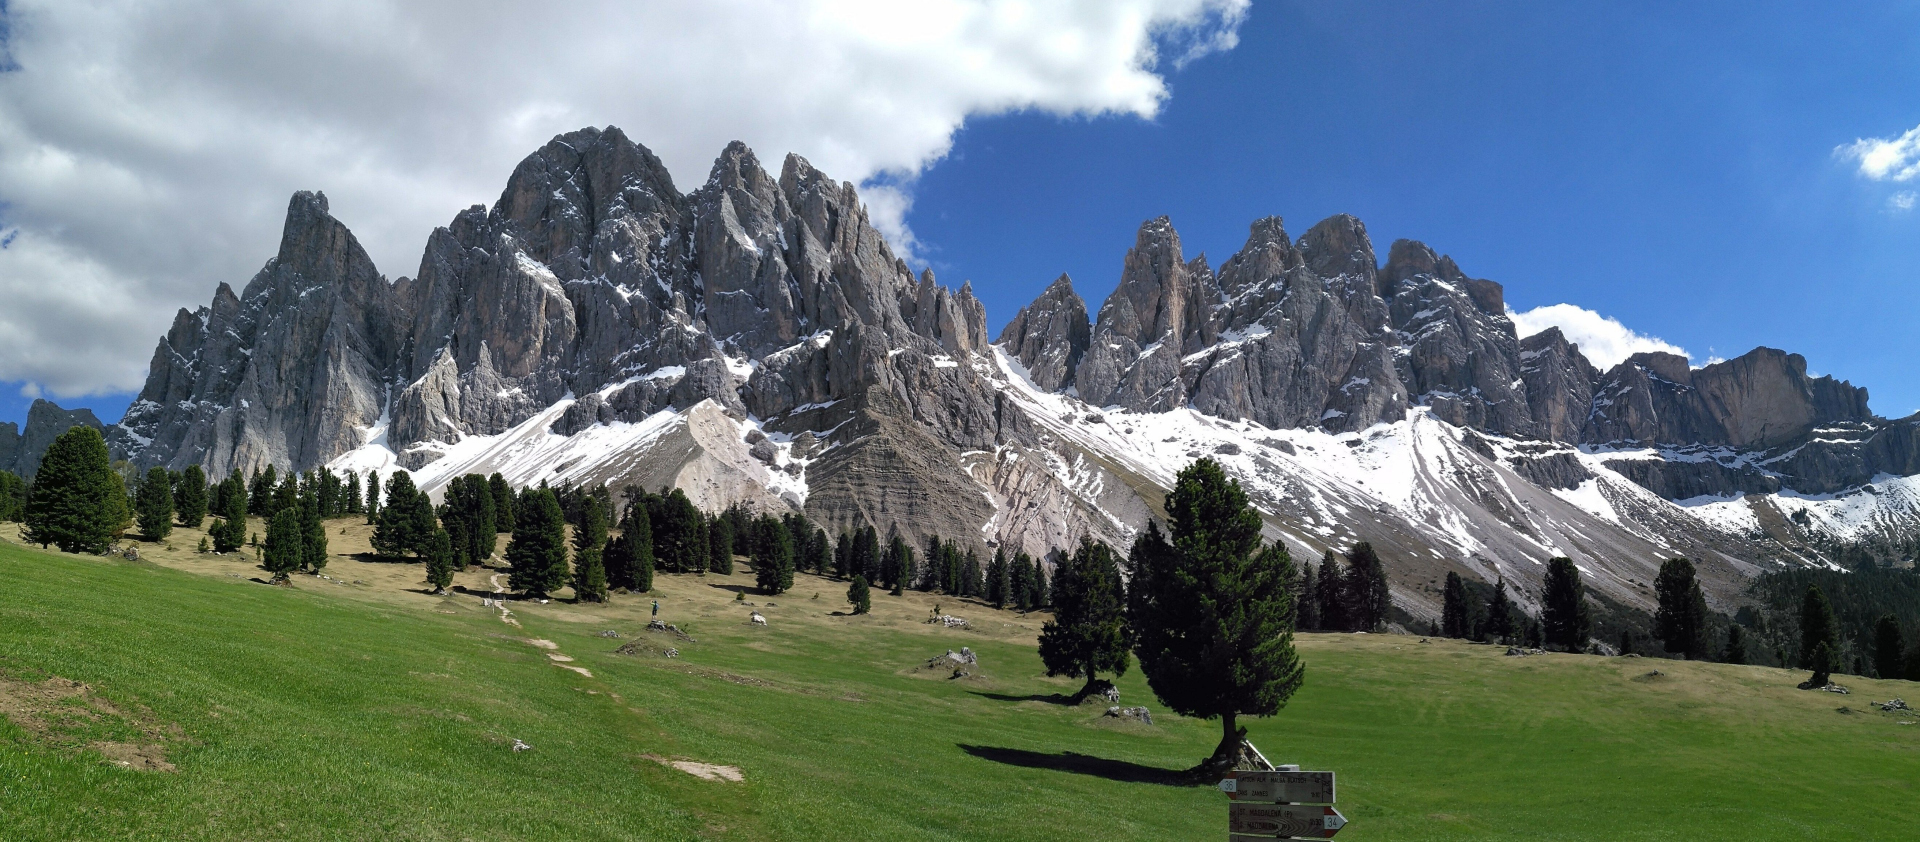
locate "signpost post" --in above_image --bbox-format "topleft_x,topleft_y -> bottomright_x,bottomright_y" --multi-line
1221,766 -> 1346,840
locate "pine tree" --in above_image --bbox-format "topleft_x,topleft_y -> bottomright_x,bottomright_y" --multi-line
1807,640 -> 1837,687
1873,615 -> 1904,679
364,471 -> 381,524
572,499 -> 608,603
708,515 -> 734,575
806,528 -> 831,580
1484,579 -> 1517,644
623,498 -> 655,588
1128,460 -> 1304,775
424,528 -> 455,593
1905,641 -> 1920,682
249,465 -> 276,516
1314,550 -> 1345,632
22,426 -> 121,554
1344,543 -> 1390,632
1294,563 -> 1320,632
854,526 -> 881,584
211,473 -> 248,553
753,515 -> 796,595
1009,551 -> 1033,610
506,488 -> 569,597
374,471 -> 433,558
269,471 -> 298,517
1655,558 -> 1710,660
987,548 -> 1009,609
833,532 -> 852,579
0,470 -> 25,523
847,574 -> 871,615
344,471 -> 362,515
1039,537 -> 1131,700
488,473 -> 514,532
262,507 -> 303,583
649,489 -> 705,573
299,492 -> 327,572
441,475 -> 497,569
1541,557 -> 1592,651
1799,584 -> 1838,670
1619,629 -> 1635,656
135,466 -> 174,541
174,464 -> 208,528
1441,572 -> 1471,639
1031,556 -> 1050,607
1723,624 -> 1749,665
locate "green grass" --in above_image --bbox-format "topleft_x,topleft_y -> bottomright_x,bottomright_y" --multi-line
0,534 -> 1916,840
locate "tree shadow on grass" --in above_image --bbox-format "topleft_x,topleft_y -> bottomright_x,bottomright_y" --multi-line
957,744 -> 1198,787
967,690 -> 1075,705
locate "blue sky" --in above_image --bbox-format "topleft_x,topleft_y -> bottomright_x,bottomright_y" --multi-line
5,1 -> 1919,429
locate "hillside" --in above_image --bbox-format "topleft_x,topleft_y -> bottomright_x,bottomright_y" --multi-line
1,524 -> 1916,840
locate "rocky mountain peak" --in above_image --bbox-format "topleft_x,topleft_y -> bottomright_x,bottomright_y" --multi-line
1296,213 -> 1375,282
997,273 -> 1091,392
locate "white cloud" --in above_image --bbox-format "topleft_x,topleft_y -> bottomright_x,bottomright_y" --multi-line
1838,124 -> 1920,182
0,0 -> 1248,398
1508,303 -> 1690,371
1891,191 -> 1917,212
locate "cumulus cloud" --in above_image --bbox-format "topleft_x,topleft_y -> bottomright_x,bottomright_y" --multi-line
1891,191 -> 1917,212
1508,303 -> 1690,371
1838,123 -> 1920,182
0,0 -> 1247,398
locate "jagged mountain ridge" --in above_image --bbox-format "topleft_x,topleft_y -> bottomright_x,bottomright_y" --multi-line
83,125 -> 1920,622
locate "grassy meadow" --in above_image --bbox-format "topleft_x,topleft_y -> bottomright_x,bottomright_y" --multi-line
0,517 -> 1915,840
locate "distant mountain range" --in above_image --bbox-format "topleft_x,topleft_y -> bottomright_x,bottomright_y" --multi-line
11,126 -> 1916,623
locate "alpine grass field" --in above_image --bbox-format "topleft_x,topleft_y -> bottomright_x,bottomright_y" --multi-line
0,521 -> 1915,841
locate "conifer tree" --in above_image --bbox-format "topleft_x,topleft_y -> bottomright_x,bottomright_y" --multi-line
424,528 -> 455,593
1873,615 -> 1904,679
1009,551 -> 1033,609
364,471 -> 381,524
262,507 -> 303,583
212,473 -> 248,553
1655,558 -> 1710,660
855,526 -> 881,584
753,514 -> 796,594
174,464 -> 208,528
299,493 -> 327,572
847,574 -> 871,615
1441,571 -> 1471,639
1031,557 -> 1049,608
506,488 -> 569,597
0,470 -> 25,523
708,515 -> 734,575
648,488 -> 705,573
1723,624 -> 1749,665
374,471 -> 434,558
1807,640 -> 1837,687
805,528 -> 831,580
1039,537 -> 1131,700
1127,459 -> 1304,776
1344,542 -> 1390,632
22,426 -> 121,554
249,465 -> 276,516
1542,557 -> 1592,651
572,500 -> 608,603
833,531 -> 852,579
489,473 -> 514,532
1294,563 -> 1320,632
987,548 -> 1009,609
1905,641 -> 1920,682
1484,579 -> 1517,644
1314,550 -> 1345,632
344,471 -> 362,515
1799,585 -> 1838,670
270,471 -> 299,516
135,466 -> 174,541
624,498 -> 656,587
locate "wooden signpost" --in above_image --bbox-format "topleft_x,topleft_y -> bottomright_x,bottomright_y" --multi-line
1221,767 -> 1346,840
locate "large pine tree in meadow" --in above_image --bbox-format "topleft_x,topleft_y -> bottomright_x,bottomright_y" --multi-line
134,465 -> 174,541
174,464 -> 208,528
572,499 -> 608,603
1542,557 -> 1591,651
1654,558 -> 1709,660
262,507 -> 303,583
1038,537 -> 1131,700
1127,459 -> 1304,776
506,488 -> 569,598
23,426 -> 122,554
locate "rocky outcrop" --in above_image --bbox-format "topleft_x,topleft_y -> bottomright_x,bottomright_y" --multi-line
1584,348 -> 1871,448
1518,328 -> 1597,443
0,399 -> 106,477
111,191 -> 398,477
996,274 -> 1089,392
1380,240 -> 1533,438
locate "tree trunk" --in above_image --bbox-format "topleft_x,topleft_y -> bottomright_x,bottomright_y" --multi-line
1194,711 -> 1242,779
